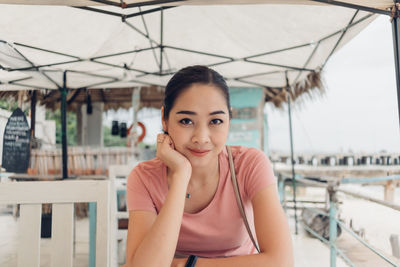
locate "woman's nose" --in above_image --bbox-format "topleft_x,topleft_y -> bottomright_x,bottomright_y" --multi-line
191,125 -> 210,144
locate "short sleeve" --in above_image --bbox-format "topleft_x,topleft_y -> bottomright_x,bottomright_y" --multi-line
238,148 -> 276,201
126,166 -> 157,213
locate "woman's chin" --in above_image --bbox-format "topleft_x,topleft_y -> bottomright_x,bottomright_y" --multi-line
187,154 -> 216,169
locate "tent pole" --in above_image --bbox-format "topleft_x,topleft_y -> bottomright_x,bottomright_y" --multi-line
391,3 -> 400,130
159,9 -> 164,74
61,71 -> 68,179
29,90 -> 37,172
30,90 -> 37,141
286,72 -> 298,235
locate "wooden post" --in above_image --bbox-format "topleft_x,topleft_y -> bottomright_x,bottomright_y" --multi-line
17,90 -> 24,108
384,180 -> 395,203
390,234 -> 400,259
76,104 -> 83,146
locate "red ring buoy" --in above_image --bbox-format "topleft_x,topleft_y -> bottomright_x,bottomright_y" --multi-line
127,121 -> 146,145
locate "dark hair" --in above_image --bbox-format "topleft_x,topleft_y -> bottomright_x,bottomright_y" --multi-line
163,65 -> 232,120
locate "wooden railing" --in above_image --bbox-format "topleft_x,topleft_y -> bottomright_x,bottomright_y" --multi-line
28,147 -> 137,176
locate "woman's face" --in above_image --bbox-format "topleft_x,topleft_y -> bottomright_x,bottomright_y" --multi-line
162,83 -> 230,168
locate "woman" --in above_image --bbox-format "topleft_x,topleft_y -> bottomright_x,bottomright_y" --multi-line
125,65 -> 293,267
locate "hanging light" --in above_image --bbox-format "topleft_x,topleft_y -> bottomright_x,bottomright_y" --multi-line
111,120 -> 119,136
120,122 -> 128,138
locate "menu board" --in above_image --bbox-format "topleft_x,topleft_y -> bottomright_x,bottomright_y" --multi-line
1,108 -> 31,173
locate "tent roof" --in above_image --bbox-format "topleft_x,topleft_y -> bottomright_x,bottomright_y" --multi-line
0,1 -> 384,106
0,0 -> 393,11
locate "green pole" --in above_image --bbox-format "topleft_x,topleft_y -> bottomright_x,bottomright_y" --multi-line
286,72 -> 298,235
61,71 -> 68,179
391,2 -> 400,129
329,184 -> 338,267
89,202 -> 97,267
278,174 -> 285,205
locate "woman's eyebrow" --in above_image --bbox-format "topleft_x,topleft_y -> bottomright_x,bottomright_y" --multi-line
176,110 -> 196,115
176,110 -> 226,115
209,110 -> 226,115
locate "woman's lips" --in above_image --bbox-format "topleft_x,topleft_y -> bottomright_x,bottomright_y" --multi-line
188,148 -> 211,157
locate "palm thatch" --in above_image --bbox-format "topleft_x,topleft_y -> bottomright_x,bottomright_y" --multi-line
0,86 -> 165,111
264,71 -> 325,108
0,73 -> 325,111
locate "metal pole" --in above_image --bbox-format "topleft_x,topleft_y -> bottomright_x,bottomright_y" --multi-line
29,90 -> 37,171
286,72 -> 298,235
159,9 -> 164,74
61,71 -> 68,179
391,2 -> 400,129
278,174 -> 285,205
30,90 -> 37,139
328,184 -> 338,267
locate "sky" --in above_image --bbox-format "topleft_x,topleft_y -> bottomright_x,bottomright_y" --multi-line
106,15 -> 400,154
266,15 -> 400,154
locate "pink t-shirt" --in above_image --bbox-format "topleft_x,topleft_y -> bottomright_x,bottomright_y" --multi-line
127,146 -> 276,258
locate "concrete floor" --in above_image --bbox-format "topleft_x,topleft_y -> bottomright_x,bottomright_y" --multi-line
1,201 -> 398,267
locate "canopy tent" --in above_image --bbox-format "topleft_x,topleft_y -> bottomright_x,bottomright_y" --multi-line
1,1 -> 399,181
0,0 -> 394,11
0,2 -> 380,107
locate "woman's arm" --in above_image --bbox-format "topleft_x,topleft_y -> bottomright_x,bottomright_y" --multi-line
171,184 -> 293,267
125,134 -> 192,267
125,173 -> 188,267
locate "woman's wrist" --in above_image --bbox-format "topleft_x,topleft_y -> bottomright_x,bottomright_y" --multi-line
170,171 -> 191,187
171,257 -> 187,267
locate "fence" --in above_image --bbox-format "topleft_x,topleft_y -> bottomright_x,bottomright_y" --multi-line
277,173 -> 400,267
273,153 -> 400,167
28,147 -> 137,176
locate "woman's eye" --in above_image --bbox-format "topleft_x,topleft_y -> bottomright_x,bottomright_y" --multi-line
210,119 -> 223,125
179,118 -> 193,125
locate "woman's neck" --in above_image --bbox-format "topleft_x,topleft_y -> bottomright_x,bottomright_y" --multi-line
189,158 -> 219,187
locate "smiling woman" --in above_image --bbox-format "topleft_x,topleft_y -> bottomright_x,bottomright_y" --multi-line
163,83 -> 230,170
124,66 -> 293,267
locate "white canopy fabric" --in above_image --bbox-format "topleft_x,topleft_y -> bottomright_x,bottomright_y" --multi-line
0,1 -> 381,93
0,0 -> 393,11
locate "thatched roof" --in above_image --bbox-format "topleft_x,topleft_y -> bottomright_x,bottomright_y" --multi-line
0,86 -> 165,111
0,71 -> 324,111
264,71 -> 325,108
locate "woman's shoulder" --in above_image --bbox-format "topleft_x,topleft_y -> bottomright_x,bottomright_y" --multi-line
230,145 -> 267,162
229,146 -> 275,198
129,157 -> 165,179
229,145 -> 271,172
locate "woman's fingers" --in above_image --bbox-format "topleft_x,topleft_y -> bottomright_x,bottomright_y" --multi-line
155,133 -> 191,179
156,133 -> 173,159
157,134 -> 166,144
157,133 -> 174,149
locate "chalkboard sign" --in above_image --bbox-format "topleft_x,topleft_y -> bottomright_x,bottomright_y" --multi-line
1,108 -> 31,173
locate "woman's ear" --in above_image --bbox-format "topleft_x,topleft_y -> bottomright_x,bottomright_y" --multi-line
161,106 -> 168,133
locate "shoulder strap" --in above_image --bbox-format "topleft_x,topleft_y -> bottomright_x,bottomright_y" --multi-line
226,146 -> 260,253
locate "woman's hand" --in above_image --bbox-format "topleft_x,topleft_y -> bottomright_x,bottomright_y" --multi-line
156,133 -> 192,182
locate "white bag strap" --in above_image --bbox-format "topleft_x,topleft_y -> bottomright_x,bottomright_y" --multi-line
227,146 -> 260,253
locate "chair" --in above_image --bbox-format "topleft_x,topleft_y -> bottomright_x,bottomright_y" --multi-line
108,164 -> 135,266
0,180 -> 111,267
